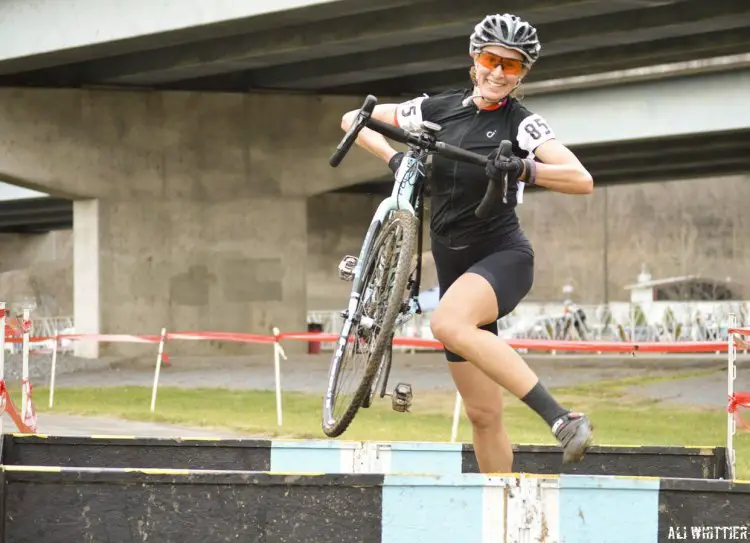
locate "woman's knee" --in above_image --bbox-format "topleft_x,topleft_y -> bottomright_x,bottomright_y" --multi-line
429,307 -> 462,345
430,274 -> 498,344
464,401 -> 503,431
430,306 -> 495,353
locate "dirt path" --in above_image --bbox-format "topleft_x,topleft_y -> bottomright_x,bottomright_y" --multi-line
11,413 -> 238,438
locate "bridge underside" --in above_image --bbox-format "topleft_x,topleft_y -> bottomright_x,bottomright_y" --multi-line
0,0 -> 748,96
0,197 -> 72,234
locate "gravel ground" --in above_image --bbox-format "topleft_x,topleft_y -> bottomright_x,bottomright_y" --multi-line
2,413 -> 233,437
2,351 -> 123,384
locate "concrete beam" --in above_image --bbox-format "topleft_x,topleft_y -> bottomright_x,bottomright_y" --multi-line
252,0 -> 750,90
523,68 -> 750,146
0,88 -> 391,199
78,0 -> 649,85
0,0 -> 412,74
340,25 -> 750,97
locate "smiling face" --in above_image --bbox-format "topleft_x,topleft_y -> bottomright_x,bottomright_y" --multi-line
472,45 -> 529,103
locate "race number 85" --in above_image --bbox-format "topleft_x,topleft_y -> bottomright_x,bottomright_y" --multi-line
524,118 -> 551,140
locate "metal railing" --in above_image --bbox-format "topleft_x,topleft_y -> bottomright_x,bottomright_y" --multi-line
308,300 -> 750,351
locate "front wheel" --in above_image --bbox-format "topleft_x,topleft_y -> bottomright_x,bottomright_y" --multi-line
321,210 -> 418,437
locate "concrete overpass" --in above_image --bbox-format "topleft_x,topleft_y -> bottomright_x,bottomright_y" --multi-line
1,0 -> 748,197
0,0 -> 748,354
1,0 -> 749,95
2,0 -> 749,199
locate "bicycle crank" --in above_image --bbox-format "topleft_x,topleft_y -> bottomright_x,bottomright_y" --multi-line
391,382 -> 413,413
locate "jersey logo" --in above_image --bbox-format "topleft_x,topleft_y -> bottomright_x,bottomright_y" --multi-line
486,130 -> 497,139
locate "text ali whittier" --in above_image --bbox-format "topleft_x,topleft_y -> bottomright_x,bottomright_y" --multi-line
668,525 -> 749,540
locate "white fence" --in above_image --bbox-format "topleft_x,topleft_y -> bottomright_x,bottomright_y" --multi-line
308,300 -> 750,351
5,301 -> 748,354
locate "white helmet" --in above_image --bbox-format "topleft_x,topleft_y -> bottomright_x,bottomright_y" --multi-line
469,13 -> 541,65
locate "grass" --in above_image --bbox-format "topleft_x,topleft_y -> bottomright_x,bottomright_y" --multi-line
28,367 -> 750,479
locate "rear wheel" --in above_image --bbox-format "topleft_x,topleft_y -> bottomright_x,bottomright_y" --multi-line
321,210 -> 418,437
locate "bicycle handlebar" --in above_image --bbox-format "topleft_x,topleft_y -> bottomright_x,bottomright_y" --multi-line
329,95 -> 377,167
329,94 -> 512,219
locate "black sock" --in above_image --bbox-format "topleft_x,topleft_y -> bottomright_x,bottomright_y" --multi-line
521,381 -> 570,428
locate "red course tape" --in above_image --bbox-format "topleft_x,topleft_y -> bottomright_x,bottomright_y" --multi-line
5,326 -> 749,353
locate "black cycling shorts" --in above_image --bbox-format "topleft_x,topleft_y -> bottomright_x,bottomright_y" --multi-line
430,233 -> 534,362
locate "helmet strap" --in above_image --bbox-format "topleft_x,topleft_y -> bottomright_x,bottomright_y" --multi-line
469,85 -> 513,110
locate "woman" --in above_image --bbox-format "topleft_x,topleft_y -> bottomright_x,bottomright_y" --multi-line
340,13 -> 594,471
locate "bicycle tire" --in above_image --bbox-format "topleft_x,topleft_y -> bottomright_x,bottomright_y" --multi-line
322,210 -> 418,436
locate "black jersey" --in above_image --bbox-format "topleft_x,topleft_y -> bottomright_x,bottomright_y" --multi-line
395,88 -> 556,248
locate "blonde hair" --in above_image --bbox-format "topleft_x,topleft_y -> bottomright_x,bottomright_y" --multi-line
469,65 -> 525,100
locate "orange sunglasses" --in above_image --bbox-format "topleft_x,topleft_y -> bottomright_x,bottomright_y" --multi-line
476,51 -> 527,76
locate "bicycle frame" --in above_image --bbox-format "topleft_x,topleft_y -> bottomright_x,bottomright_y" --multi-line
350,152 -> 424,308
330,146 -> 426,367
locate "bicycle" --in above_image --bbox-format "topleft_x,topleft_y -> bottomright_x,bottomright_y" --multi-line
321,94 -> 514,437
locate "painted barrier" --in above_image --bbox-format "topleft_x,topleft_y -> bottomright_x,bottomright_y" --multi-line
1,465 -> 748,542
3,434 -> 728,480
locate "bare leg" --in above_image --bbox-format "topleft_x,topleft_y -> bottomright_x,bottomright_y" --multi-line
431,271 -> 593,463
431,272 -> 538,398
450,361 -> 513,473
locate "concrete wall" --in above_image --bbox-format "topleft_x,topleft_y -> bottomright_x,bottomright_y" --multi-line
306,192 -> 436,312
0,88 -> 385,356
73,197 -> 307,356
0,230 -> 72,315
307,193 -> 378,311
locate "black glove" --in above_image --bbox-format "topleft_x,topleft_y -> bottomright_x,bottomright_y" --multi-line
485,148 -> 524,183
388,152 -> 404,174
485,149 -> 537,186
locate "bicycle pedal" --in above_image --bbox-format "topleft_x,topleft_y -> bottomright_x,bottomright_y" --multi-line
338,255 -> 358,281
391,382 -> 413,413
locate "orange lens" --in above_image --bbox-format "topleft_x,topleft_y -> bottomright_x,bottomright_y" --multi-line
477,52 -> 526,76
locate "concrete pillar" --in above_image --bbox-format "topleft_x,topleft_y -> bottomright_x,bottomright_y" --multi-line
73,196 -> 307,356
73,200 -> 100,358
